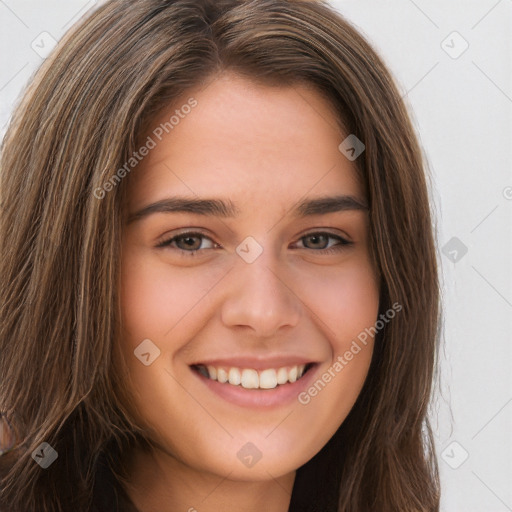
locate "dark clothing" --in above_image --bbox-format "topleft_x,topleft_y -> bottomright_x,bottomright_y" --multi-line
91,451 -> 139,512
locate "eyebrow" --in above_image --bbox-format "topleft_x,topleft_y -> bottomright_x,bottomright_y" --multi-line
127,194 -> 368,224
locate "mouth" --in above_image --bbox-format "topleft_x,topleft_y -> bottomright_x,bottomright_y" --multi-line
190,362 -> 316,390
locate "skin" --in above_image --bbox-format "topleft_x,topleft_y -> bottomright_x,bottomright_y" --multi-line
118,73 -> 380,512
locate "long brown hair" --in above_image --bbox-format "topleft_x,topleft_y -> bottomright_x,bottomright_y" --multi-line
0,0 -> 441,510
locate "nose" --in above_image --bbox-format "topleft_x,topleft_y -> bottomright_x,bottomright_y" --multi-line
220,248 -> 302,338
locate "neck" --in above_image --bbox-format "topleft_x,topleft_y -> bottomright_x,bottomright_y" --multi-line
122,444 -> 295,512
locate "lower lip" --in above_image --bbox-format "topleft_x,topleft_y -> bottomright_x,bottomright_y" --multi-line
191,365 -> 319,408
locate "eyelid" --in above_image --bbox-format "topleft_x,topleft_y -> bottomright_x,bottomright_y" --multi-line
155,229 -> 219,250
291,231 -> 352,252
295,228 -> 352,242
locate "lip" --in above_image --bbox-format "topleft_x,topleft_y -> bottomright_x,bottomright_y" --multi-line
190,362 -> 319,408
190,356 -> 316,372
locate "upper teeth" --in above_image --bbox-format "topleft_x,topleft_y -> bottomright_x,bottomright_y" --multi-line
197,365 -> 307,389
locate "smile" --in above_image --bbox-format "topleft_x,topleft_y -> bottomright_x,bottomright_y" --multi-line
192,363 -> 314,390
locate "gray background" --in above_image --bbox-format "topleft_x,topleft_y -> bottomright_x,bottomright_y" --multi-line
1,1 -> 511,510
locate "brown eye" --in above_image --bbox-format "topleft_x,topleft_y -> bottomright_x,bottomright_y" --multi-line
174,234 -> 203,251
302,234 -> 330,249
156,232 -> 218,254
296,232 -> 352,253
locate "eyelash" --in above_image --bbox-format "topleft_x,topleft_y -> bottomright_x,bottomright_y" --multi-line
155,230 -> 352,256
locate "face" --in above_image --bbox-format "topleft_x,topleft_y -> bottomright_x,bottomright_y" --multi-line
119,73 -> 379,482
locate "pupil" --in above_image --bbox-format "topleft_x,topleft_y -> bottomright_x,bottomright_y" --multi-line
181,236 -> 200,250
308,234 -> 327,248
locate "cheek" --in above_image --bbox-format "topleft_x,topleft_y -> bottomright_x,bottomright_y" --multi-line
293,257 -> 380,347
119,251 -> 224,345
293,260 -> 379,423
278,259 -> 379,463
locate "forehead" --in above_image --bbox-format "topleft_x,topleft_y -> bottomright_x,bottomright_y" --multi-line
126,73 -> 363,211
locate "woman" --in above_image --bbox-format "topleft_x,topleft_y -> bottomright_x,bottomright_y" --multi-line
0,0 -> 441,510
